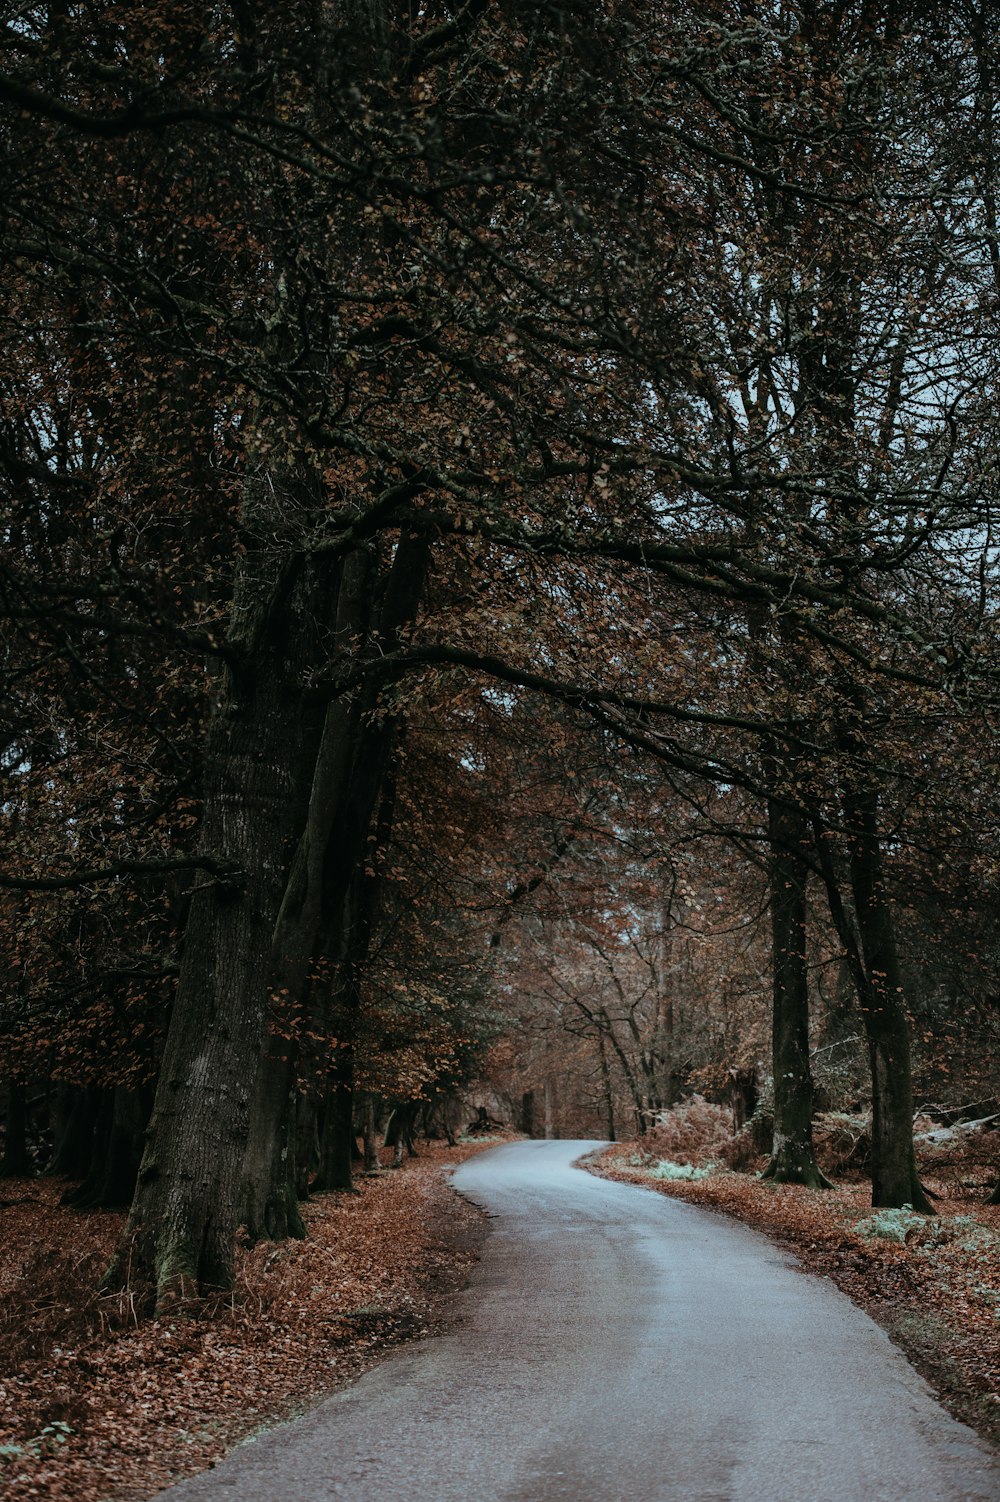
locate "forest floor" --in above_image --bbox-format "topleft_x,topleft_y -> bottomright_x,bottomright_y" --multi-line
589,1102 -> 1000,1451
0,1138 -> 494,1502
5,1121 -> 997,1500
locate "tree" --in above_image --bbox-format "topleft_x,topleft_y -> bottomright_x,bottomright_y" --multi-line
5,0 -> 1000,1313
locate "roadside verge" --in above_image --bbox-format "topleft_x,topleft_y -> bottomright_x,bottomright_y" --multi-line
0,1140 -> 491,1502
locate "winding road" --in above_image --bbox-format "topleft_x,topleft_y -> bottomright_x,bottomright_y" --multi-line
162,1140 -> 1000,1501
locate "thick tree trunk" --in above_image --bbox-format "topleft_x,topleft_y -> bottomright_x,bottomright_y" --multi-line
385,1101 -> 418,1166
312,1053 -> 357,1192
761,799 -> 830,1188
239,535 -> 427,1234
106,691 -> 298,1300
848,793 -> 932,1213
106,540 -> 321,1307
520,1089 -> 536,1138
362,1094 -> 381,1172
729,1069 -> 759,1133
295,1091 -> 319,1197
238,1040 -> 303,1241
238,547 -> 370,1236
2,1080 -> 31,1176
47,1084 -> 101,1179
543,1075 -> 559,1139
813,785 -> 931,1213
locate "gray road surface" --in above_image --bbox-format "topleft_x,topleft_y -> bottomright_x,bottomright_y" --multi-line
161,1139 -> 1000,1501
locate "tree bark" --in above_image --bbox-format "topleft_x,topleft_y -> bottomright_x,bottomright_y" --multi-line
543,1075 -> 559,1139
237,547 -> 370,1238
597,1032 -> 615,1142
362,1093 -> 381,1172
847,790 -> 932,1212
238,1035 -> 304,1241
596,1005 -> 645,1135
106,537 -> 323,1307
239,534 -> 427,1234
2,1080 -> 30,1176
294,1090 -> 320,1197
385,1101 -> 418,1166
761,798 -> 830,1188
312,1049 -> 357,1192
812,788 -> 932,1213
520,1089 -> 536,1138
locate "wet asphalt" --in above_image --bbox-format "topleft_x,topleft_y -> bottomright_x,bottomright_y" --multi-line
160,1139 -> 1000,1501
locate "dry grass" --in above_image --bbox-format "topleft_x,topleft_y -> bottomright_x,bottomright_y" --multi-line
643,1095 -> 734,1162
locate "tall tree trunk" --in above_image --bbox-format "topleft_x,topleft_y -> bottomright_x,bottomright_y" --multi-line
813,793 -> 932,1213
597,1032 -> 615,1142
312,1047 -> 357,1191
313,854 -> 385,1184
2,1081 -> 30,1176
385,1101 -> 417,1167
761,798 -> 830,1188
520,1089 -> 536,1138
238,547 -> 370,1239
239,535 -> 427,1233
239,1033 -> 304,1240
106,539 -> 322,1307
543,1075 -> 559,1139
596,1005 -> 644,1134
47,1084 -> 101,1178
295,1091 -> 320,1197
847,790 -> 932,1213
362,1094 -> 381,1172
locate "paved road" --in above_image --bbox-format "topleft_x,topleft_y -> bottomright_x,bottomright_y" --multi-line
162,1140 -> 1000,1501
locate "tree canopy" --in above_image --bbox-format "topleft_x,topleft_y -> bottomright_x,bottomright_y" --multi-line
3,0 -> 1000,1305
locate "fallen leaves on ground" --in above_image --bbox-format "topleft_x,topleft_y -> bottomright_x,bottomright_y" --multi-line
0,1140 -> 492,1501
591,1127 -> 1000,1448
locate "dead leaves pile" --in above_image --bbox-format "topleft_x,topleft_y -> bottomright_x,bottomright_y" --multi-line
0,1142 -> 488,1501
593,1132 -> 1000,1447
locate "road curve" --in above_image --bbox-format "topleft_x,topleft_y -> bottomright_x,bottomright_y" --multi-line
161,1140 -> 1000,1501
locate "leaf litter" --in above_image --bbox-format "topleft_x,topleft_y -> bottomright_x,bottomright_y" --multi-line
0,1140 -> 491,1501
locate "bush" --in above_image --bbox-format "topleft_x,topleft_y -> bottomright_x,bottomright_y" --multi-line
854,1205 -> 927,1243
649,1160 -> 714,1182
814,1111 -> 871,1175
646,1096 -> 731,1163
